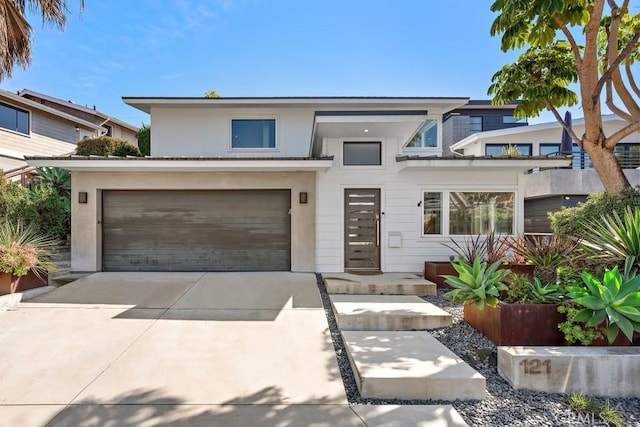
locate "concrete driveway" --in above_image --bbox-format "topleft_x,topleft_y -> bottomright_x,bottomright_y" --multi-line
0,272 -> 361,426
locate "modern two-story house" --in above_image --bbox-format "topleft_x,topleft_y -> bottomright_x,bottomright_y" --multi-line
27,96 -> 569,274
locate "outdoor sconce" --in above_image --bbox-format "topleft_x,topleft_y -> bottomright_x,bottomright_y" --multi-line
78,192 -> 88,204
299,192 -> 308,204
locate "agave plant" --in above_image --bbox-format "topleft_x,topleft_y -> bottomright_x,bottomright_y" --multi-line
499,144 -> 523,156
0,221 -> 57,279
33,167 -> 71,213
579,207 -> 640,272
566,266 -> 640,343
527,278 -> 566,304
443,257 -> 510,309
505,234 -> 579,283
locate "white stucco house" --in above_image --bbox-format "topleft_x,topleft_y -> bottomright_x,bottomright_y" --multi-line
27,96 -> 570,274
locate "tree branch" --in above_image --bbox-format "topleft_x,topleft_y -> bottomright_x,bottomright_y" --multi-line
626,59 -> 640,98
606,0 -> 620,9
605,78 -> 634,121
595,27 -> 640,96
552,15 -> 583,70
605,120 -> 640,148
546,101 -> 583,147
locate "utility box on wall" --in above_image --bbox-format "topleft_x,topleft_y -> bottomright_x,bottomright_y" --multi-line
388,232 -> 402,248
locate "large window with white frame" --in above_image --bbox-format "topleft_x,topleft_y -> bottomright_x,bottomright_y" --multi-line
404,119 -> 439,149
422,190 -> 515,236
0,102 -> 29,135
230,118 -> 276,149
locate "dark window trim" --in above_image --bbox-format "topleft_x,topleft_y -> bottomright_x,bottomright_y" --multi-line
343,141 -> 382,166
0,101 -> 30,135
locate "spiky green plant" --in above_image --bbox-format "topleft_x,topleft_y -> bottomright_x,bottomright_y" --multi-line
498,144 -> 523,156
579,207 -> 640,271
0,220 -> 57,279
567,266 -> 640,343
528,277 -> 566,303
444,257 -> 510,309
505,234 -> 579,283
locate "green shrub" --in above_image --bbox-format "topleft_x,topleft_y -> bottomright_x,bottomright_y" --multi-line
503,273 -> 531,303
76,136 -> 116,156
0,182 -> 69,239
112,140 -> 141,157
550,187 -> 640,237
137,123 -> 150,156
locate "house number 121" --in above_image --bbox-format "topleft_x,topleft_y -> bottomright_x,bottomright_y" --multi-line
519,359 -> 551,374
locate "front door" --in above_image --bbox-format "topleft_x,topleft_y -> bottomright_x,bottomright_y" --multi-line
344,188 -> 381,271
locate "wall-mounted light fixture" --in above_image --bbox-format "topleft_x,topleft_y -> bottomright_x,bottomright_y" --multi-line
75,126 -> 80,132
78,192 -> 88,204
299,192 -> 308,204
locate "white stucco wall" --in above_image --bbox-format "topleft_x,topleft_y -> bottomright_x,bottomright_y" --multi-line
315,137 -> 524,273
150,107 -> 315,157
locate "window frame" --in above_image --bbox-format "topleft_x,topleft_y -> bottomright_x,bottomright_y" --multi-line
342,140 -> 383,167
228,116 -> 278,151
469,116 -> 483,133
0,101 -> 30,136
402,117 -> 442,154
420,188 -> 517,237
485,143 -> 532,156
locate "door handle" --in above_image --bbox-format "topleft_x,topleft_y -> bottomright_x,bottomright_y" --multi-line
376,215 -> 380,247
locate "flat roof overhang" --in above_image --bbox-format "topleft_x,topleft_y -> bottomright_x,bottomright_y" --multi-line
123,96 -> 470,114
25,156 -> 334,172
396,155 -> 573,172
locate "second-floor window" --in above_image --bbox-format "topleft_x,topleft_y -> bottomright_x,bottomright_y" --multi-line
343,142 -> 382,166
231,118 -> 276,149
405,119 -> 439,149
0,102 -> 29,135
469,116 -> 483,133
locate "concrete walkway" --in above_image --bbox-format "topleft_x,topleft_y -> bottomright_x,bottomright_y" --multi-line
0,272 -> 466,426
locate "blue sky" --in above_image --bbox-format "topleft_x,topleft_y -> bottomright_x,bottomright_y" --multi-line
2,1 -> 566,127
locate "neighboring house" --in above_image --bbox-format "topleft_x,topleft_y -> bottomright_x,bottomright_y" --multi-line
27,96 -> 569,274
442,100 -> 527,153
18,89 -> 138,145
450,115 -> 640,232
0,88 -> 102,174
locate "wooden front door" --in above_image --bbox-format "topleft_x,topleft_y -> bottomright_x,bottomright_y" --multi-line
344,188 -> 381,271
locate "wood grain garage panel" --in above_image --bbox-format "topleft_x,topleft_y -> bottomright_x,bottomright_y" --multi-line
102,190 -> 291,271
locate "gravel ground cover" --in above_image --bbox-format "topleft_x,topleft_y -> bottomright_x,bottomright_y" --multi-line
316,274 -> 640,426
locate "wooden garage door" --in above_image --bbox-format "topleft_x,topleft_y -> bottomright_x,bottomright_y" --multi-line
102,190 -> 291,272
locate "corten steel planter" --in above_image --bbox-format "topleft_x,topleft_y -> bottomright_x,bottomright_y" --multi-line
0,271 -> 48,295
463,302 -> 566,346
424,261 -> 457,288
501,263 -> 535,279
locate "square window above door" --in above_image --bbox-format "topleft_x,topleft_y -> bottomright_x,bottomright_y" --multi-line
343,142 -> 382,166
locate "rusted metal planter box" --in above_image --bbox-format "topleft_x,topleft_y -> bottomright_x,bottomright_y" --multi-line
423,262 -> 456,288
463,302 -> 566,346
0,271 -> 48,295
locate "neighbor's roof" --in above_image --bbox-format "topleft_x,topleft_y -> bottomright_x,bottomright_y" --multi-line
450,114 -> 624,151
122,96 -> 470,114
0,89 -> 101,130
18,89 -> 138,132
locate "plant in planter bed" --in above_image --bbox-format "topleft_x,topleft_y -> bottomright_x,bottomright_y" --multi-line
0,221 -> 56,295
445,259 -> 569,346
563,259 -> 640,345
505,234 -> 579,284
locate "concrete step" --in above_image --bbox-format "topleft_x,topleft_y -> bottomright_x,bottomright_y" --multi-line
324,273 -> 436,296
351,405 -> 468,427
342,331 -> 485,400
330,295 -> 452,331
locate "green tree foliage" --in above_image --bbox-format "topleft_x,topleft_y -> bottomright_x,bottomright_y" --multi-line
550,186 -> 640,236
204,89 -> 221,98
489,0 -> 640,194
0,0 -> 84,81
137,124 -> 150,156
